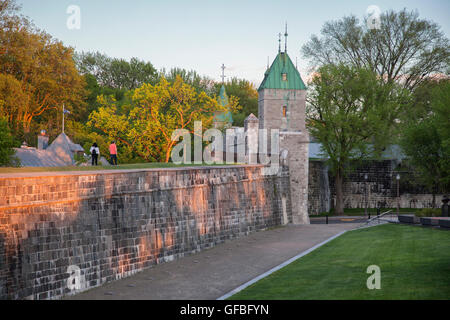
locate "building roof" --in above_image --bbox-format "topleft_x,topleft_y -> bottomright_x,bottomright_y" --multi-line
46,133 -> 84,154
258,52 -> 307,91
14,148 -> 72,167
217,85 -> 229,107
14,133 -> 85,167
245,113 -> 258,122
214,85 -> 233,124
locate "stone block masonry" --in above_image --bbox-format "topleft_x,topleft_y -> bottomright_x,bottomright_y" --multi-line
0,165 -> 291,299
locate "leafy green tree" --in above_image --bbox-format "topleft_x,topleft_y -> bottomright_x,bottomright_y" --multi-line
302,9 -> 449,90
158,67 -> 215,95
75,73 -> 130,122
75,51 -> 157,90
0,117 -> 18,166
434,83 -> 450,188
0,0 -> 86,140
214,78 -> 258,127
88,76 -> 234,163
307,64 -> 410,215
74,51 -> 111,86
399,80 -> 450,205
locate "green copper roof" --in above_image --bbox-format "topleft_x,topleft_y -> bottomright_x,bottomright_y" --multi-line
215,111 -> 233,123
214,85 -> 233,123
258,52 -> 306,91
217,85 -> 229,107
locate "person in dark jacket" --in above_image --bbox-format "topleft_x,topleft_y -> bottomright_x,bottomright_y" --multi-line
90,143 -> 99,166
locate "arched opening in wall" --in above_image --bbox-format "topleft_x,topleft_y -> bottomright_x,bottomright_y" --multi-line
282,194 -> 288,225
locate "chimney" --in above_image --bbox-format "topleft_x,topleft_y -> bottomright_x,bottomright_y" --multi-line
38,129 -> 49,150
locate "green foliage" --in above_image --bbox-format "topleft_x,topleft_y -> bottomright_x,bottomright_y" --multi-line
399,80 -> 450,193
0,0 -> 86,143
307,64 -> 410,214
0,117 -> 18,166
214,78 -> 258,127
415,208 -> 441,217
308,64 -> 409,171
433,81 -> 450,188
65,119 -> 109,159
302,9 -> 449,90
158,67 -> 215,95
75,51 -> 157,90
73,153 -> 86,166
88,76 -> 227,163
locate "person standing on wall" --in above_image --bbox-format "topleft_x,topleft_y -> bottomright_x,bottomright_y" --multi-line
109,141 -> 118,165
90,142 -> 99,166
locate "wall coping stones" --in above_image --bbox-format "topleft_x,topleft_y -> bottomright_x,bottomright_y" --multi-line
0,164 -> 267,180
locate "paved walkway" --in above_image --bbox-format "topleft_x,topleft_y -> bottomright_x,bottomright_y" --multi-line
67,223 -> 362,300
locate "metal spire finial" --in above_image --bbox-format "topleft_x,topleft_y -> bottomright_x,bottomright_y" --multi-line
267,56 -> 270,70
284,22 -> 288,53
278,33 -> 282,53
221,63 -> 226,83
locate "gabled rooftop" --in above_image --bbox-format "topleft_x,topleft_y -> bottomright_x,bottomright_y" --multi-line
258,51 -> 307,91
14,133 -> 84,167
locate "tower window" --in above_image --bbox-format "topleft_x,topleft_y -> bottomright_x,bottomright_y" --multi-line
282,106 -> 287,117
282,73 -> 287,81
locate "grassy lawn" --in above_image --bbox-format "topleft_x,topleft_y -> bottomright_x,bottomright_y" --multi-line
0,162 -> 237,174
229,224 -> 450,300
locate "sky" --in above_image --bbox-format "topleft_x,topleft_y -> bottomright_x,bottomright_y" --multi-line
18,0 -> 450,86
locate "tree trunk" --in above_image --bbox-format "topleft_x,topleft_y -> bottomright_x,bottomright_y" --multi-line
335,169 -> 345,215
165,149 -> 171,163
432,182 -> 439,208
165,144 -> 173,163
23,115 -> 32,134
164,140 -> 177,163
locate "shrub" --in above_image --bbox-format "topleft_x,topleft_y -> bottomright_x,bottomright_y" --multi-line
415,208 -> 441,217
0,117 -> 18,166
74,153 -> 88,166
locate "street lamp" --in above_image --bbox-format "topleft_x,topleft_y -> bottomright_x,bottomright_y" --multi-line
364,174 -> 368,217
396,173 -> 401,215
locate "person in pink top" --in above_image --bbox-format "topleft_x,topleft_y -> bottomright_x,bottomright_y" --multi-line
109,141 -> 118,165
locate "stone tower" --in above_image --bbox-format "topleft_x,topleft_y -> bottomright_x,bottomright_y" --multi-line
258,40 -> 310,225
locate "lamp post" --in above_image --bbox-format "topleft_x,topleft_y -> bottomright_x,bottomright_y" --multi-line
396,173 -> 400,215
364,173 -> 368,217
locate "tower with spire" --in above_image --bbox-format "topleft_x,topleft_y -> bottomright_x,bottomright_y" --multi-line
213,64 -> 233,129
258,24 -> 310,224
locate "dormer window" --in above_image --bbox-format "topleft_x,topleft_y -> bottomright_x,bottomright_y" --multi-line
282,73 -> 287,81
